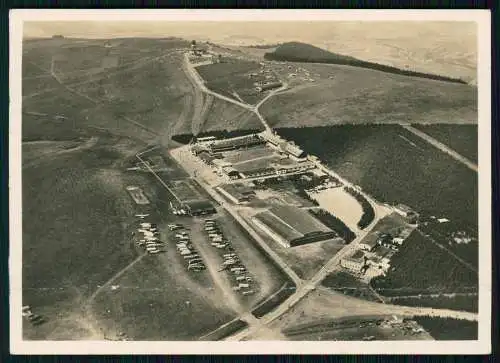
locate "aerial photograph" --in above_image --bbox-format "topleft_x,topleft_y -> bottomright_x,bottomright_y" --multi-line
18,18 -> 481,345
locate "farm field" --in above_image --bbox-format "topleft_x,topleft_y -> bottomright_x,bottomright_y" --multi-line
276,125 -> 478,230
412,124 -> 478,163
261,63 -> 476,127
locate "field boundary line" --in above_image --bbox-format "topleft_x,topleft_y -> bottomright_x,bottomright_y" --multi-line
86,252 -> 147,305
401,124 -> 478,172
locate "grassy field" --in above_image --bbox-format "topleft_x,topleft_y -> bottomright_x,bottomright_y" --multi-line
412,124 -> 478,163
261,63 -> 476,127
196,58 -> 264,104
322,271 -> 382,302
91,255 -> 237,340
22,135 -> 148,339
201,98 -> 263,132
413,316 -> 477,340
23,38 -> 194,145
276,125 -> 478,230
370,230 -> 478,297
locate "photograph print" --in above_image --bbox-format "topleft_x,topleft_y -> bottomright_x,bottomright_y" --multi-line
9,10 -> 491,355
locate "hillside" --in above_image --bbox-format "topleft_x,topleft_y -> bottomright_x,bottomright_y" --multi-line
265,42 -> 466,84
261,61 -> 477,127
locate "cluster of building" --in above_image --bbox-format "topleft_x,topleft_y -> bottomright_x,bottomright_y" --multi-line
191,132 -> 315,181
187,41 -> 220,65
252,204 -> 338,248
341,228 -> 413,275
246,62 -> 282,92
204,219 -> 255,295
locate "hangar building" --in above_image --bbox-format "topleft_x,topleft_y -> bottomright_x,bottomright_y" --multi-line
252,204 -> 337,248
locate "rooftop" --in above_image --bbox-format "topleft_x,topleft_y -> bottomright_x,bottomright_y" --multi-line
360,233 -> 379,248
268,204 -> 331,235
395,203 -> 416,213
350,250 -> 365,260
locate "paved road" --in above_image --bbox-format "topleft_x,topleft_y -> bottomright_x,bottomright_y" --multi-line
401,124 -> 478,172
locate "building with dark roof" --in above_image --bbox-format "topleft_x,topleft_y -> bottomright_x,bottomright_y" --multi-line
255,81 -> 282,92
209,134 -> 265,153
340,250 -> 367,273
182,200 -> 216,216
252,204 -> 336,248
359,233 -> 379,252
216,184 -> 255,204
237,167 -> 276,179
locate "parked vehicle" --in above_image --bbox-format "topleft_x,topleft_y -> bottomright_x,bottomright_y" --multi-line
241,290 -> 255,296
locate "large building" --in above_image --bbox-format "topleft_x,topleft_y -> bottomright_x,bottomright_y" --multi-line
260,130 -> 305,159
359,233 -> 379,252
182,200 -> 216,216
216,183 -> 256,204
208,134 -> 265,153
340,250 -> 366,273
252,204 -> 337,248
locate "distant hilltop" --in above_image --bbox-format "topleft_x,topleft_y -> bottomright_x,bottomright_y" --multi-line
264,42 -> 469,85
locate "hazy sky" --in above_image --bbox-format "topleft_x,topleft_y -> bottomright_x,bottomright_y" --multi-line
23,21 -> 477,82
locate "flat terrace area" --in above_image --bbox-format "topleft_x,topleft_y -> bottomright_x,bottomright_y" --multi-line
223,145 -> 277,165
233,156 -> 283,173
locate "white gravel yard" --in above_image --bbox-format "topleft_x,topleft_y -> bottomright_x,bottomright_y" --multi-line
309,187 -> 363,233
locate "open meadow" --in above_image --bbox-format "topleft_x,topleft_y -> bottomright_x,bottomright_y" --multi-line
22,134 -> 148,339
261,63 -> 476,127
196,57 -> 268,105
23,37 -> 194,146
201,98 -> 262,132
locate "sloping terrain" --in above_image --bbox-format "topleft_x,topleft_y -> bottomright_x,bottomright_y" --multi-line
261,63 -> 477,127
265,42 -> 466,83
